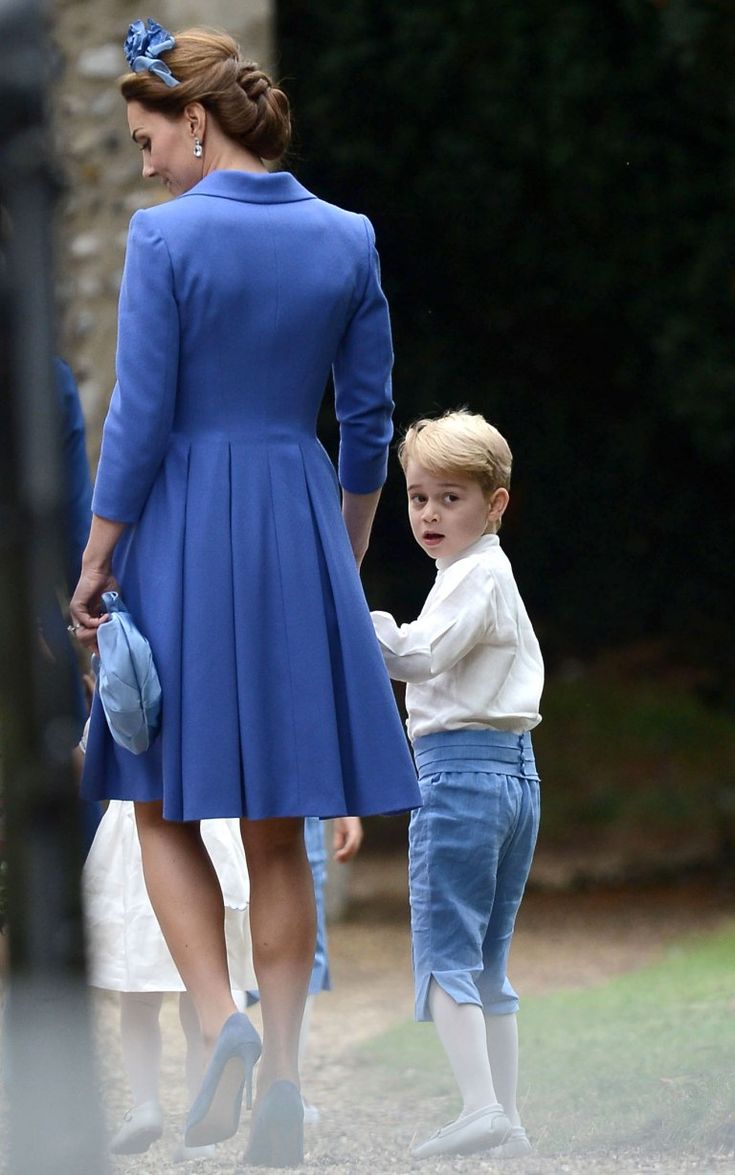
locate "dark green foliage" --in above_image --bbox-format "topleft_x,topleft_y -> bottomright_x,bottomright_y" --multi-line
278,0 -> 735,701
533,663 -> 735,852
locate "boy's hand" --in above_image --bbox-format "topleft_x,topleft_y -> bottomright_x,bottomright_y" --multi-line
332,816 -> 363,862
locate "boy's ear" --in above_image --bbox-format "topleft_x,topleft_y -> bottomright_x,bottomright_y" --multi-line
487,487 -> 509,524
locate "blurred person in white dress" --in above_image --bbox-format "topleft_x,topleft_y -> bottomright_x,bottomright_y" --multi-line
82,715 -> 255,1161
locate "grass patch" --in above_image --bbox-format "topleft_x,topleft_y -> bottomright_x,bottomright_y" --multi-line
358,924 -> 735,1156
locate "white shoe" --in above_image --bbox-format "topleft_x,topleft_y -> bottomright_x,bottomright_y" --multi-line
109,1099 -> 164,1155
411,1103 -> 511,1159
489,1125 -> 532,1158
172,1138 -> 217,1162
301,1096 -> 320,1126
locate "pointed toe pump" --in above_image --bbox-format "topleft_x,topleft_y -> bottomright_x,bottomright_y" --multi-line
243,1080 -> 304,1168
185,1012 -> 262,1148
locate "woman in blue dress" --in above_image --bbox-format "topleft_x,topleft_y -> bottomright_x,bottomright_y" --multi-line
69,19 -> 420,1166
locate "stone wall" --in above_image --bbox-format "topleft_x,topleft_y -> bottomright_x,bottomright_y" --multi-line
54,0 -> 273,463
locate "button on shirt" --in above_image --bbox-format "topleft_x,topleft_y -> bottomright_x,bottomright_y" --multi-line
371,534 -> 543,742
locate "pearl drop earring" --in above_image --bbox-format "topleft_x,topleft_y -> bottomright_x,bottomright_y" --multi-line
193,137 -> 203,158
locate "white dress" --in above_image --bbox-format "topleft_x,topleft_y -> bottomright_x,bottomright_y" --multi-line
83,801 -> 255,992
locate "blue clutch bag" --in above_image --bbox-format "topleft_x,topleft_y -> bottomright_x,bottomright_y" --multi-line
92,590 -> 161,755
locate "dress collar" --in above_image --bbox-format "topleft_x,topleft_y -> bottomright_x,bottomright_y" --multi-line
436,533 -> 500,573
181,169 -> 316,206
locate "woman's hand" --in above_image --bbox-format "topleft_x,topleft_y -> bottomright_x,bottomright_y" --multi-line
342,489 -> 381,570
68,515 -> 127,650
69,564 -> 118,651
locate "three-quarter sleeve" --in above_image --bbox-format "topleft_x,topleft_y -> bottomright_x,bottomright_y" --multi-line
333,216 -> 394,494
92,211 -> 180,524
371,561 -> 497,683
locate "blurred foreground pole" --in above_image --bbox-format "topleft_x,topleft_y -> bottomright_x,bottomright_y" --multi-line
0,0 -> 107,1171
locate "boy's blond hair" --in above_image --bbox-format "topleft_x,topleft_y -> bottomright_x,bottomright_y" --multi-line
398,409 -> 512,496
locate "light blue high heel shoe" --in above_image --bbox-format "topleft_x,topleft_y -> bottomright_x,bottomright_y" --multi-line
243,1080 -> 304,1168
184,1012 -> 262,1148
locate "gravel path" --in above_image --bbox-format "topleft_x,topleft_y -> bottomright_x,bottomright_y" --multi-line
90,854 -> 735,1175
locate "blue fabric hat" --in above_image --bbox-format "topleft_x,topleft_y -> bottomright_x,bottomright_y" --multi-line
92,590 -> 162,755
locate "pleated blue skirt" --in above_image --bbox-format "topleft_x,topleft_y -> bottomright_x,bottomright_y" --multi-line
81,433 -> 421,822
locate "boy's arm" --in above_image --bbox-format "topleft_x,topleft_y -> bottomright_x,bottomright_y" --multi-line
332,816 -> 363,862
370,560 -> 495,683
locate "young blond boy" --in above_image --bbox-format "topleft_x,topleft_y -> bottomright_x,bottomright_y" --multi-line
371,410 -> 543,1159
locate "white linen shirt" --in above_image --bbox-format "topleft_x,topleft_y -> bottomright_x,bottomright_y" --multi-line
371,534 -> 543,741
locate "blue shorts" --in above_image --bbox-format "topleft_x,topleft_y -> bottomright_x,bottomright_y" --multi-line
409,729 -> 540,1021
304,817 -> 331,994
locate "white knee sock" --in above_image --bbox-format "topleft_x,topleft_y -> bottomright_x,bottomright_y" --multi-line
119,990 -> 164,1107
428,980 -> 498,1114
485,1011 -> 521,1127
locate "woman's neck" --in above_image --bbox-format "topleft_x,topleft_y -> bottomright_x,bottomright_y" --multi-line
203,138 -> 268,176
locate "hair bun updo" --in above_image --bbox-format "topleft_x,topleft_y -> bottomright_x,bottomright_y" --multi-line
120,26 -> 291,162
237,63 -> 271,100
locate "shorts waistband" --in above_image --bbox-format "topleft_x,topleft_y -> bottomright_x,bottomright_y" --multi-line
412,729 -> 538,779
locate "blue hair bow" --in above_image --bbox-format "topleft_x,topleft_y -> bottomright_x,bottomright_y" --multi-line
124,17 -> 180,88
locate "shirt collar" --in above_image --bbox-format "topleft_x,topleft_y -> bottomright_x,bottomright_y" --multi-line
436,532 -> 500,573
181,169 -> 316,206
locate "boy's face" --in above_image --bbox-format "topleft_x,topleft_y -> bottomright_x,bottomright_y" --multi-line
405,460 -> 507,561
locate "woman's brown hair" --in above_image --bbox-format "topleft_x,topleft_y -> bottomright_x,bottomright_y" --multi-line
120,27 -> 291,161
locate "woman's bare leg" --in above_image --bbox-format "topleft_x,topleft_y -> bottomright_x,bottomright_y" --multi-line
241,817 -> 316,1094
134,801 -> 237,1049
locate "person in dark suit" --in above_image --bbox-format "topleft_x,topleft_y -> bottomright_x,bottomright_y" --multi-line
53,357 -> 100,851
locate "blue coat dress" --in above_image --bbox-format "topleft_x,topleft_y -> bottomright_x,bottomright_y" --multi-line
81,169 -> 421,822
